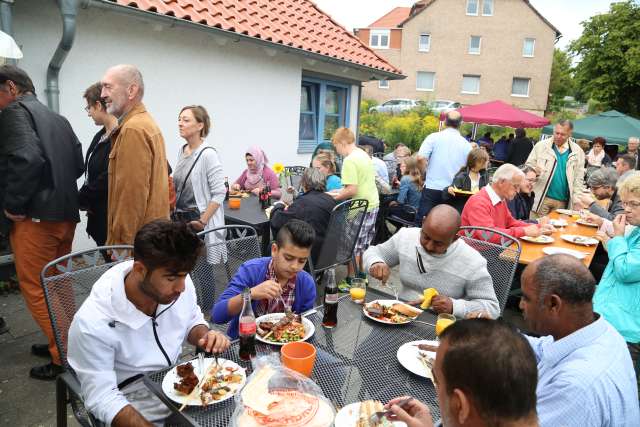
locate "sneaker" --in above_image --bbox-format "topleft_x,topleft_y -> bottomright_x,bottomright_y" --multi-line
31,343 -> 51,358
29,362 -> 64,381
0,317 -> 8,335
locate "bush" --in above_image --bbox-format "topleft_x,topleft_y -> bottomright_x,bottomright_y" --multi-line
360,99 -> 378,114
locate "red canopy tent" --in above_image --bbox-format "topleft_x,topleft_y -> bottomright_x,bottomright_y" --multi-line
439,100 -> 550,128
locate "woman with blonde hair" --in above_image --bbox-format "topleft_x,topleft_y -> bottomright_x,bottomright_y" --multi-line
446,148 -> 490,195
312,152 -> 342,191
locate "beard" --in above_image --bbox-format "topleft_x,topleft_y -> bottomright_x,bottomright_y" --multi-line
139,273 -> 178,305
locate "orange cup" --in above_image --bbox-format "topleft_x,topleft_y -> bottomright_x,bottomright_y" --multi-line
228,197 -> 241,209
281,342 -> 316,377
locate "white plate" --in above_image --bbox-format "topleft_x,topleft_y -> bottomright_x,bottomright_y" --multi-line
542,247 -> 587,259
576,219 -> 599,228
334,402 -> 407,427
363,300 -> 422,325
161,357 -> 246,406
397,340 -> 438,379
255,313 -> 315,345
560,234 -> 599,246
556,209 -> 579,215
521,235 -> 554,244
549,219 -> 568,227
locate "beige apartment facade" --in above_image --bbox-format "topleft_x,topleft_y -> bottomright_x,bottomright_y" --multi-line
355,0 -> 559,116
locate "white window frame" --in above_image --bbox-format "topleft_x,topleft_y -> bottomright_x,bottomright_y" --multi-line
416,71 -> 435,92
418,33 -> 431,52
466,0 -> 479,15
462,75 -> 481,94
369,29 -> 390,49
523,38 -> 535,57
469,36 -> 482,55
511,77 -> 531,97
378,80 -> 389,89
482,0 -> 494,16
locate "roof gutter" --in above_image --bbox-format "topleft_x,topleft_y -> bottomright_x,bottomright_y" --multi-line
0,0 -> 15,65
83,0 -> 405,81
46,0 -> 80,113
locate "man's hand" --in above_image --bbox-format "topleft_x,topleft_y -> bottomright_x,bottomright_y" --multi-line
539,224 -> 555,235
523,224 -> 541,237
612,214 -> 627,237
430,295 -> 453,314
572,200 -> 584,211
384,396 -> 434,427
188,220 -> 205,232
369,262 -> 390,284
4,210 -> 25,222
577,193 -> 595,208
250,280 -> 282,301
198,330 -> 231,354
465,311 -> 493,319
582,212 -> 603,227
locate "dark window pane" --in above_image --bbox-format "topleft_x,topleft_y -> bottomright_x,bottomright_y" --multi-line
300,114 -> 316,141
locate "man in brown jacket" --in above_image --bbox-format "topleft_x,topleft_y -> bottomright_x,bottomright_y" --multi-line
101,65 -> 169,245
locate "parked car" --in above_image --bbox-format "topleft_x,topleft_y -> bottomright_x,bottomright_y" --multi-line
369,99 -> 425,114
428,99 -> 461,115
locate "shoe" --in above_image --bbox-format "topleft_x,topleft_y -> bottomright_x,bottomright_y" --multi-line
31,343 -> 51,358
0,317 -> 8,334
29,362 -> 64,381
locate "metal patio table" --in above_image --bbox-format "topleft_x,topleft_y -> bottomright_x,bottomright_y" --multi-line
223,196 -> 271,255
143,288 -> 440,426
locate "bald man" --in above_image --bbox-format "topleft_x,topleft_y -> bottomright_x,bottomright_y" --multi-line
363,205 -> 499,318
101,65 -> 169,245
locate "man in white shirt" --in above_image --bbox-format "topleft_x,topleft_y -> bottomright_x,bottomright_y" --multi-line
68,220 -> 230,426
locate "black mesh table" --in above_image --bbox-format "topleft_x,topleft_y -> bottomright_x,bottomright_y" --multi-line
143,288 -> 440,426
223,196 -> 271,255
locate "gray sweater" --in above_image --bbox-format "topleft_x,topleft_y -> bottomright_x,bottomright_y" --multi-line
363,227 -> 500,318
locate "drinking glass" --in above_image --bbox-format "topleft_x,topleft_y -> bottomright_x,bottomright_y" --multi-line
349,278 -> 367,304
435,313 -> 456,337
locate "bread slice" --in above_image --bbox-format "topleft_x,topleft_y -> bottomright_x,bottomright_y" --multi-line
391,303 -> 422,318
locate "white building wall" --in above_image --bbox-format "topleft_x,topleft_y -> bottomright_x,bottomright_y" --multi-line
12,0 -> 366,250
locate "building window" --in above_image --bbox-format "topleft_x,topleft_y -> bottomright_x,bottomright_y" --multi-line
523,38 -> 535,57
469,36 -> 482,54
419,33 -> 431,52
379,80 -> 390,89
370,29 -> 390,49
299,78 -> 350,153
512,77 -> 530,97
417,72 -> 435,91
467,0 -> 479,15
462,75 -> 481,94
482,0 -> 494,16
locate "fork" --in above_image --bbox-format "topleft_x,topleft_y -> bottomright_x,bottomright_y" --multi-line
369,397 -> 413,425
214,352 -> 224,381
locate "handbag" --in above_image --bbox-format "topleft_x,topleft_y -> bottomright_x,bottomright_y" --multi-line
171,147 -> 214,223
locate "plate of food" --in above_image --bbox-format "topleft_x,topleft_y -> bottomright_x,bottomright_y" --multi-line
334,401 -> 406,427
549,219 -> 568,227
256,312 -> 315,345
229,190 -> 251,198
452,188 -> 476,196
576,219 -> 599,228
560,234 -> 599,246
556,208 -> 579,216
363,300 -> 423,325
397,340 -> 438,380
161,358 -> 246,406
542,247 -> 587,260
521,235 -> 554,244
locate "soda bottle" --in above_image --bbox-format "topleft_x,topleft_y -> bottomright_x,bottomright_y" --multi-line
321,268 -> 339,328
224,177 -> 230,201
265,182 -> 272,206
238,287 -> 256,360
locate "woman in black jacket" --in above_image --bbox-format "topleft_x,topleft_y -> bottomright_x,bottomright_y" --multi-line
507,165 -> 537,222
78,83 -> 117,246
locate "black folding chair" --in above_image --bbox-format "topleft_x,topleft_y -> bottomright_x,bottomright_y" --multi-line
41,246 -> 134,427
458,226 -> 521,314
308,199 -> 369,279
387,204 -> 417,230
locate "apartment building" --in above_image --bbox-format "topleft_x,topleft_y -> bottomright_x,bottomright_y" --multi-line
354,0 -> 560,115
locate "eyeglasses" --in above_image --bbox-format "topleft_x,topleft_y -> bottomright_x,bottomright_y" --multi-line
622,200 -> 640,209
526,178 -> 537,184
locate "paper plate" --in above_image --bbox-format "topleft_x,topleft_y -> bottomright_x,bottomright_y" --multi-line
560,234 -> 599,246
362,300 -> 422,325
521,235 -> 554,244
397,340 -> 438,379
255,313 -> 315,346
576,219 -> 599,228
542,247 -> 587,260
549,219 -> 568,227
556,208 -> 579,216
334,402 -> 407,427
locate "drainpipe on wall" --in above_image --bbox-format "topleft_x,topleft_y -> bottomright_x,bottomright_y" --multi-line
0,0 -> 15,65
46,0 -> 80,113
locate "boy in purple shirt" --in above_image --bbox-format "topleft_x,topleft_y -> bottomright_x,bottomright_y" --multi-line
212,219 -> 316,338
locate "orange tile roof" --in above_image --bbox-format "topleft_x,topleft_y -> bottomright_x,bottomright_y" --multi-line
108,0 -> 403,76
367,6 -> 411,28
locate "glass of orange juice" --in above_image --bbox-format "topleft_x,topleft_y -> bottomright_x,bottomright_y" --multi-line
435,313 -> 456,337
349,278 -> 366,304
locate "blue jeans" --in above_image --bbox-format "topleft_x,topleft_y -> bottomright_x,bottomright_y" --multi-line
416,188 -> 444,226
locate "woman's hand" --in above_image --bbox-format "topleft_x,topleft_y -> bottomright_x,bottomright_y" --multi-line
251,187 -> 262,196
231,183 -> 241,192
447,186 -> 456,196
612,214 -> 627,237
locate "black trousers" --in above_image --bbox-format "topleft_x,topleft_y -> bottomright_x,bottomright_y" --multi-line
416,188 -> 444,226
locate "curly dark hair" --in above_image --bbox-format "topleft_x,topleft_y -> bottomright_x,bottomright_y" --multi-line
133,220 -> 203,273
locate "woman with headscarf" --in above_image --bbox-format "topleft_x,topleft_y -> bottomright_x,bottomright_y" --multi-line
231,146 -> 282,199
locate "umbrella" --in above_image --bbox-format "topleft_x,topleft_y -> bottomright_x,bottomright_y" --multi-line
0,31 -> 23,59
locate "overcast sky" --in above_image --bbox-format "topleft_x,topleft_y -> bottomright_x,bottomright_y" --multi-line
313,0 -> 617,50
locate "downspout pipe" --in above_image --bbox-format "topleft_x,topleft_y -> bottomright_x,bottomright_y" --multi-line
0,0 -> 15,65
46,0 -> 80,112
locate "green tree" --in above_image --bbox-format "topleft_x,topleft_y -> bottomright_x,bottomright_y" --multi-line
569,1 -> 640,116
548,48 -> 574,110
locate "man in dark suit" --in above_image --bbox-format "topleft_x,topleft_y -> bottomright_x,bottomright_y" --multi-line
506,128 -> 534,166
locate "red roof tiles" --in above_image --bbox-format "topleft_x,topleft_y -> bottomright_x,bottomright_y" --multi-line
109,0 -> 403,75
367,7 -> 411,28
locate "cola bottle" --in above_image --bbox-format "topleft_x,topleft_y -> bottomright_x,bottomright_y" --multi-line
238,287 -> 256,360
265,182 -> 272,206
321,269 -> 339,328
224,177 -> 230,201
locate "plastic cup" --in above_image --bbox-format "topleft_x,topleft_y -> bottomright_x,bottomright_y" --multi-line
281,342 -> 316,377
228,197 -> 241,209
349,278 -> 367,304
435,313 -> 456,337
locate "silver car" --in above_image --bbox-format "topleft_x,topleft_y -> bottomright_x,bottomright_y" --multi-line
428,99 -> 461,115
369,99 -> 425,114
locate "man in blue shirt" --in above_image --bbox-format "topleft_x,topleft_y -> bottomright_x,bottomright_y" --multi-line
212,219 -> 317,338
416,111 -> 471,224
520,254 -> 639,426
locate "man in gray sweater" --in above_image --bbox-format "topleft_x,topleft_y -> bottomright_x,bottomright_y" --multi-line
363,205 -> 499,319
